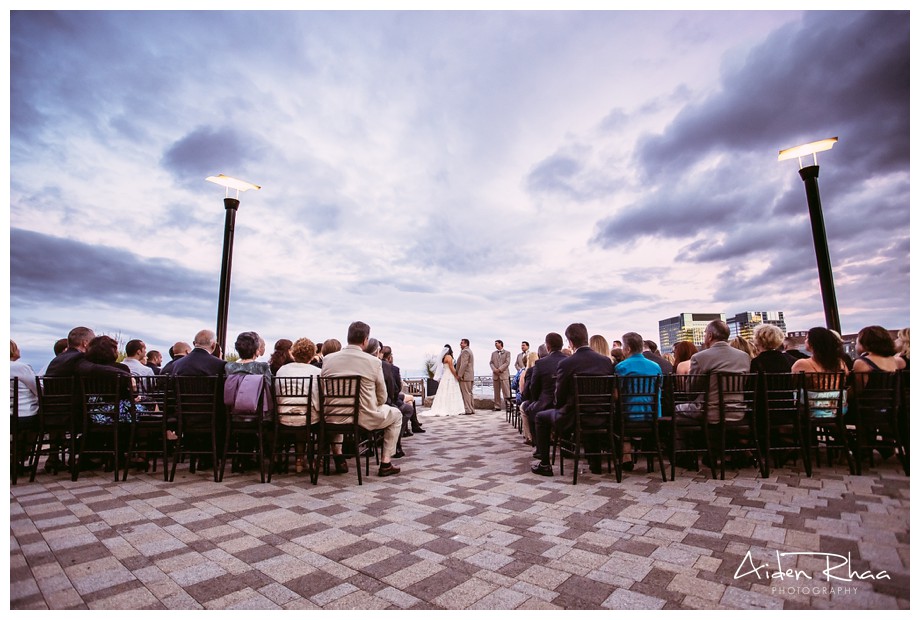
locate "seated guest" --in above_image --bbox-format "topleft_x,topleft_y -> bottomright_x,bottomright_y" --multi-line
269,339 -> 294,375
368,339 -> 407,459
615,332 -> 663,412
11,341 -> 40,461
532,323 -> 614,476
275,337 -> 330,473
521,333 -> 565,445
895,327 -> 909,369
682,320 -> 751,422
145,350 -> 163,375
226,332 -> 272,379
852,325 -> 906,377
161,341 -> 191,375
170,330 -> 226,376
750,324 -> 793,374
321,321 -> 404,477
792,327 -> 849,376
791,327 -> 849,418
783,336 -> 809,363
730,336 -> 757,359
76,335 -> 138,424
610,347 -> 626,366
589,334 -> 614,362
45,326 -> 95,377
122,339 -> 154,377
517,351 -> 539,444
673,341 -> 698,375
381,345 -> 424,435
643,340 -> 674,374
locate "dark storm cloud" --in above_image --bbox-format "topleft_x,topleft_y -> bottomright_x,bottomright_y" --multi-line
161,125 -> 268,189
594,11 -> 909,253
10,227 -> 217,315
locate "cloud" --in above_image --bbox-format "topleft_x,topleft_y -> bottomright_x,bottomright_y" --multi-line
10,227 -> 218,316
592,11 -> 909,271
161,125 -> 269,189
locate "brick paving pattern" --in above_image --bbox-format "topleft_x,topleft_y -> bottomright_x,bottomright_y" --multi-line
10,408 -> 910,609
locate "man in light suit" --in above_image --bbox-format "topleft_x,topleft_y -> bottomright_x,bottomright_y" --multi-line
321,321 -> 404,476
515,341 -> 530,372
490,339 -> 512,411
684,320 -> 752,422
456,338 -> 475,415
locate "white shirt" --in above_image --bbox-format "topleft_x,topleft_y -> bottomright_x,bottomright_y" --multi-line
11,360 -> 39,417
122,357 -> 154,376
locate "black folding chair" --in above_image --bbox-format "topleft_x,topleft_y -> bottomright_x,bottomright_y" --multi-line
666,374 -> 715,480
33,376 -> 79,481
849,370 -> 906,475
711,373 -> 762,481
758,372 -> 808,477
270,375 -> 316,481
800,372 -> 854,474
614,374 -> 666,482
170,376 -> 222,482
554,375 -> 616,485
77,375 -> 130,481
316,376 -> 377,485
125,374 -> 171,480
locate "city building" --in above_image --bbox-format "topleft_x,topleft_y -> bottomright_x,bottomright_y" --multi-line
658,312 -> 724,353
726,311 -> 787,341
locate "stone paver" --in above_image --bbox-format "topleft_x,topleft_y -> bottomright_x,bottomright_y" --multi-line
10,407 -> 910,609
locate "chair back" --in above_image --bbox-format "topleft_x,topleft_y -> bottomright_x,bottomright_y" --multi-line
800,372 -> 847,419
36,376 -> 77,432
134,374 -> 171,419
10,377 -> 18,428
715,373 -> 758,423
80,374 -> 129,426
572,374 -> 616,432
319,376 -> 362,428
403,378 -> 425,402
615,374 -> 662,424
759,372 -> 801,425
173,376 -> 222,432
850,369 -> 900,424
665,373 -> 709,419
273,375 -> 314,425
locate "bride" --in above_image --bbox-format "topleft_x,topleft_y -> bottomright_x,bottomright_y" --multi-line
428,344 -> 465,416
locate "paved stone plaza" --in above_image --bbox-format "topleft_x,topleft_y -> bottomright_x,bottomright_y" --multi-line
10,408 -> 910,610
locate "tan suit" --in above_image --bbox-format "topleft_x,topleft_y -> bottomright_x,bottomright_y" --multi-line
456,346 -> 475,414
320,345 -> 402,459
490,349 -> 511,409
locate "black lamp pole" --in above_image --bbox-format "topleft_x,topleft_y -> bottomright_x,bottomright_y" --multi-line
216,196 -> 240,356
798,164 -> 841,334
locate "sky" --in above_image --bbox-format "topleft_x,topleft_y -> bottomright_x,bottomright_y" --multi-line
7,8 -> 912,375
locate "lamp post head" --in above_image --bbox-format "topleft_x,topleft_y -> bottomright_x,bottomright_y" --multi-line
206,174 -> 261,199
778,137 -> 838,169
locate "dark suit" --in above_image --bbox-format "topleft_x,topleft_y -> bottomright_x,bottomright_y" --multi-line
522,351 -> 565,439
383,360 -> 413,441
751,350 -> 793,374
45,348 -> 86,377
534,346 -> 615,464
169,348 -> 227,376
643,351 -> 674,375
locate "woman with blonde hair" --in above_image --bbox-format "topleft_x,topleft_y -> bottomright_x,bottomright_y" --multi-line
751,324 -> 793,374
729,335 -> 756,359
589,334 -> 613,361
895,327 -> 910,369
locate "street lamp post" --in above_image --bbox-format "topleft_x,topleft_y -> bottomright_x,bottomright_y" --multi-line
205,174 -> 261,356
778,137 -> 841,334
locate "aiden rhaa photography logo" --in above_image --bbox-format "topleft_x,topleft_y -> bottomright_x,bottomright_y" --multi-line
734,550 -> 890,596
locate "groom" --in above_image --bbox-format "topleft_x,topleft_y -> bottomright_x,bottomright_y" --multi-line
456,338 -> 475,415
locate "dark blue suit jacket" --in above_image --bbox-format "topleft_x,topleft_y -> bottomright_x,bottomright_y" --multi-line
44,348 -> 85,377
554,346 -> 615,420
522,351 -> 566,415
169,348 -> 227,377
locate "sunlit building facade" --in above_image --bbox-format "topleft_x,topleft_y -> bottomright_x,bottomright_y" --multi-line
658,313 -> 724,353
726,311 -> 787,341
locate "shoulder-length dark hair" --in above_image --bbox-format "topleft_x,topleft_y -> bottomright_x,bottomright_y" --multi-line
858,325 -> 896,357
808,327 -> 844,371
85,335 -> 119,365
672,341 -> 698,366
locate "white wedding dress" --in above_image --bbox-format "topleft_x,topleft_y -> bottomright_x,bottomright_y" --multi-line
428,362 -> 465,416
